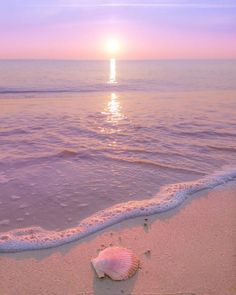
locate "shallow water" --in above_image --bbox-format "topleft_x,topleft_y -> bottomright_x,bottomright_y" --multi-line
0,60 -> 236,233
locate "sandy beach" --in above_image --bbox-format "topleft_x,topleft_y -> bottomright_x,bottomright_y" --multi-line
0,182 -> 235,295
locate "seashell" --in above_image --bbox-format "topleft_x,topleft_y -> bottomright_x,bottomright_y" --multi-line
91,246 -> 140,281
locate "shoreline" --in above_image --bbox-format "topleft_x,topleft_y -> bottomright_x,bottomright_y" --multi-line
1,168 -> 236,253
0,181 -> 235,295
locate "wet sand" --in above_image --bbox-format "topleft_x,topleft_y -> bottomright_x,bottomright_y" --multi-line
0,182 -> 235,295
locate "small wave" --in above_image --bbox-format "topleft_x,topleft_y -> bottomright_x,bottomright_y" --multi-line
0,129 -> 28,137
175,130 -> 236,138
0,89 -> 98,95
47,150 -> 92,161
0,83 -> 120,96
0,83 -> 153,96
0,167 -> 235,253
207,145 -> 236,153
0,150 -> 95,170
104,155 -> 205,175
57,150 -> 78,157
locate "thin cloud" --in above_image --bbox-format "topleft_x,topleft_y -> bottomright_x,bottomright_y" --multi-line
22,1 -> 236,9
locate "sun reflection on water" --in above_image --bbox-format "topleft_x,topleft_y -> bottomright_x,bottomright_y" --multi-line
103,92 -> 124,124
109,58 -> 117,84
100,59 -> 124,132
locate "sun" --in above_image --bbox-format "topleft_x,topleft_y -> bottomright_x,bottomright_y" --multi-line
105,38 -> 121,56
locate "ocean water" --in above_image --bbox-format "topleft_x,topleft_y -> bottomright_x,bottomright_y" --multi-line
0,60 -> 236,251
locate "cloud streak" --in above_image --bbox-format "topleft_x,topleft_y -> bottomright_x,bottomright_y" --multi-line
25,0 -> 236,9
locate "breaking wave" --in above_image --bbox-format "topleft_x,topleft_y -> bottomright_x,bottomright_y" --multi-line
0,167 -> 235,253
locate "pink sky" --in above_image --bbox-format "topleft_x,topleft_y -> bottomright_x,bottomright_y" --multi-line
1,1 -> 236,59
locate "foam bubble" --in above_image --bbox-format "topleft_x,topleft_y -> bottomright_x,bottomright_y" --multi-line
0,167 -> 235,252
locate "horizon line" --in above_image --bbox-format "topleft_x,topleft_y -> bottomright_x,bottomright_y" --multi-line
0,58 -> 235,62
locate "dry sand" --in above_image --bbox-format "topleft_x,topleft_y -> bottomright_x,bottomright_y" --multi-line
0,182 -> 235,295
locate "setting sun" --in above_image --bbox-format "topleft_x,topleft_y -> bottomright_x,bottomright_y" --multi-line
105,38 -> 121,56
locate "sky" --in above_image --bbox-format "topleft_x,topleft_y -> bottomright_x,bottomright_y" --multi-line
0,0 -> 236,60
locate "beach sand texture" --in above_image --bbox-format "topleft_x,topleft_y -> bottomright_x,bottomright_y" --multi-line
0,182 -> 235,295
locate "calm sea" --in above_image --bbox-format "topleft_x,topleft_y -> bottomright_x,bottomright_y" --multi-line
0,60 -> 236,234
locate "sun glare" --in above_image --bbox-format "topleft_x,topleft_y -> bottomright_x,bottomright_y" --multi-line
106,39 -> 121,56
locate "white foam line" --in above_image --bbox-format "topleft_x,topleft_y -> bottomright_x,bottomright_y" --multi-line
0,167 -> 236,253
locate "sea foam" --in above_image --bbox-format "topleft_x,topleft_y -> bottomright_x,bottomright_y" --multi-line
0,167 -> 235,253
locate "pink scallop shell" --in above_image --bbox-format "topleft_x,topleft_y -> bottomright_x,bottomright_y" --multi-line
91,246 -> 140,281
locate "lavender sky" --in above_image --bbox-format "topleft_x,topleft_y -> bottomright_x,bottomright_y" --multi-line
1,0 -> 236,59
